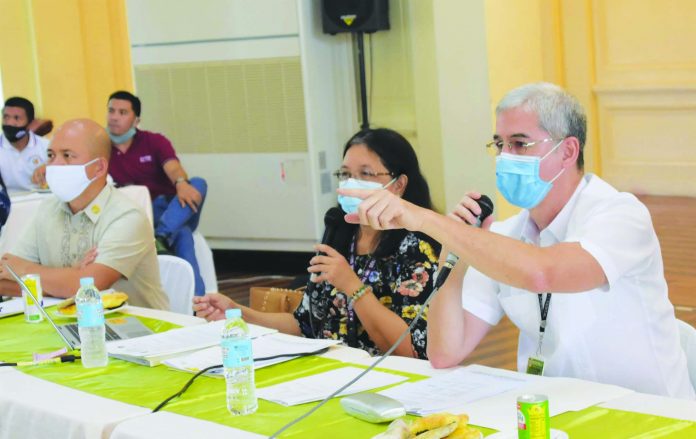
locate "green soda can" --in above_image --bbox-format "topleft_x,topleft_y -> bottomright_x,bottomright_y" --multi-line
22,274 -> 43,323
517,394 -> 550,439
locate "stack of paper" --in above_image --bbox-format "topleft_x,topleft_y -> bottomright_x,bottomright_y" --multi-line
164,333 -> 342,375
0,297 -> 63,318
379,367 -> 534,416
378,365 -> 634,431
256,366 -> 409,406
106,321 -> 277,366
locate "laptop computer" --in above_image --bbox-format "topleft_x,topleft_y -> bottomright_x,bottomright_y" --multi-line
6,264 -> 153,350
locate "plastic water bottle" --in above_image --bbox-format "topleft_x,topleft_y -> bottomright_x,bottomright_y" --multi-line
222,308 -> 257,415
75,277 -> 108,368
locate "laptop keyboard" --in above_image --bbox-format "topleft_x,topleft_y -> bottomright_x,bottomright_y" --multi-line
63,323 -> 121,342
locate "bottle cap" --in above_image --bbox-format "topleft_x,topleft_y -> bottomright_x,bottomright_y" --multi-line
80,277 -> 95,287
225,308 -> 242,319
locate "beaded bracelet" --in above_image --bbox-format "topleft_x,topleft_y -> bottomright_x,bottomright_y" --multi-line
350,284 -> 370,306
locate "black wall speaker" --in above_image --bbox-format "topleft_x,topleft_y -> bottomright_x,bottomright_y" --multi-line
321,0 -> 390,34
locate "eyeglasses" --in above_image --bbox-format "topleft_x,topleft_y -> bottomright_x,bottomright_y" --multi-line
333,169 -> 395,182
485,138 -> 561,156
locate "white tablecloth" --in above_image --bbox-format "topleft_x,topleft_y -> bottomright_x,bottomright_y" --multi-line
1,306 -> 694,439
0,367 -> 150,439
0,187 -> 218,293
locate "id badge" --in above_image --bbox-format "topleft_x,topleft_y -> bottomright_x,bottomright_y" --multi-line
526,356 -> 545,376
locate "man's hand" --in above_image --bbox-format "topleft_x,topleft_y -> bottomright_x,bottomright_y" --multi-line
337,187 -> 426,231
192,293 -> 235,321
307,244 -> 362,294
32,164 -> 47,188
75,247 -> 98,269
449,191 -> 495,229
0,254 -> 33,280
176,181 -> 202,213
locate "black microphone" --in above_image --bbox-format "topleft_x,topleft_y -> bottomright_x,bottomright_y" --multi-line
307,207 -> 345,337
309,207 -> 344,285
433,195 -> 494,290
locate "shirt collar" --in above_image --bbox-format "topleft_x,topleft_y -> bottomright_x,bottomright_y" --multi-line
59,183 -> 112,223
520,174 -> 590,245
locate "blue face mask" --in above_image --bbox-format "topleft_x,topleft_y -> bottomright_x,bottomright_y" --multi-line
337,178 -> 396,214
495,141 -> 564,209
108,127 -> 136,144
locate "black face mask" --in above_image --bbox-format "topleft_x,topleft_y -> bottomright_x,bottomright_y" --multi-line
2,124 -> 29,142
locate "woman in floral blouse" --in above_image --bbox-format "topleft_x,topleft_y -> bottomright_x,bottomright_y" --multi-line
194,128 -> 440,359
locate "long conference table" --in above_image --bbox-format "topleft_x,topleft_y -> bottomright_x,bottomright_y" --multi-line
1,306 -> 695,439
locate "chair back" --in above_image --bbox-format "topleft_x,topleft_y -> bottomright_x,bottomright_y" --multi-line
677,319 -> 696,392
157,255 -> 195,315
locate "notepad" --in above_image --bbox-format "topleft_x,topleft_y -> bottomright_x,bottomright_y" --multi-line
164,333 -> 341,375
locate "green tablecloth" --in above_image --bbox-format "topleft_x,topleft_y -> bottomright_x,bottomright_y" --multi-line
1,310 -> 695,438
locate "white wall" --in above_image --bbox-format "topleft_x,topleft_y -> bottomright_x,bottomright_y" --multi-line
126,0 -> 355,251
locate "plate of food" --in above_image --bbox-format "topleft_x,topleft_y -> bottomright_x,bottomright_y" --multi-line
371,413 -> 482,439
52,290 -> 129,319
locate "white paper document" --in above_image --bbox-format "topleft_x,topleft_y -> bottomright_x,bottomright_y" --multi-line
0,297 -> 63,318
379,364 -> 634,431
106,321 -> 277,366
256,366 -> 409,406
164,333 -> 341,375
379,366 -> 535,416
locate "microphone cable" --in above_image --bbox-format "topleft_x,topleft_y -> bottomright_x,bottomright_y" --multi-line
151,347 -> 330,413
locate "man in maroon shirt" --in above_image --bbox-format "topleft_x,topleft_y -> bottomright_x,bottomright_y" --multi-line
106,91 -> 207,297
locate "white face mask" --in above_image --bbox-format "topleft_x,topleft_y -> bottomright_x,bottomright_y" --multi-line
45,159 -> 99,202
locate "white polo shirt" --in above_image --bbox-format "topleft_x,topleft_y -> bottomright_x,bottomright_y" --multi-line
0,132 -> 49,191
462,174 -> 695,399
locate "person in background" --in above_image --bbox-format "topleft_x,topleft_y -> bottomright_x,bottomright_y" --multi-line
0,97 -> 49,191
339,83 -> 694,399
0,119 -> 168,310
105,90 -> 208,297
0,171 -> 9,229
194,128 -> 440,359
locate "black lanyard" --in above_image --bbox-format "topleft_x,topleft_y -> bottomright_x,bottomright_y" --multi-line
536,293 -> 551,356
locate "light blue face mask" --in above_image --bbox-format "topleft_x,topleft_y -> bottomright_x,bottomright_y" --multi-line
337,177 -> 397,214
108,126 -> 136,144
495,140 -> 565,209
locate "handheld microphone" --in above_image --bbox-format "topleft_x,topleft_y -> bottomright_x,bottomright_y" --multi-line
308,207 -> 345,338
309,207 -> 344,283
433,195 -> 494,290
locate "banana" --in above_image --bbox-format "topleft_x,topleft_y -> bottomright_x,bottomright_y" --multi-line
413,421 -> 458,439
371,413 -> 482,439
410,413 -> 459,436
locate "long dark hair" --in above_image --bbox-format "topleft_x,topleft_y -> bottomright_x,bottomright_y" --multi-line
333,128 -> 439,258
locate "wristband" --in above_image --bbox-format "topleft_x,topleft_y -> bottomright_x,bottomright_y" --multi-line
350,284 -> 370,306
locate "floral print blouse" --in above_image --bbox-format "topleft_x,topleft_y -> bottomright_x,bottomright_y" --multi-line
294,232 -> 439,359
